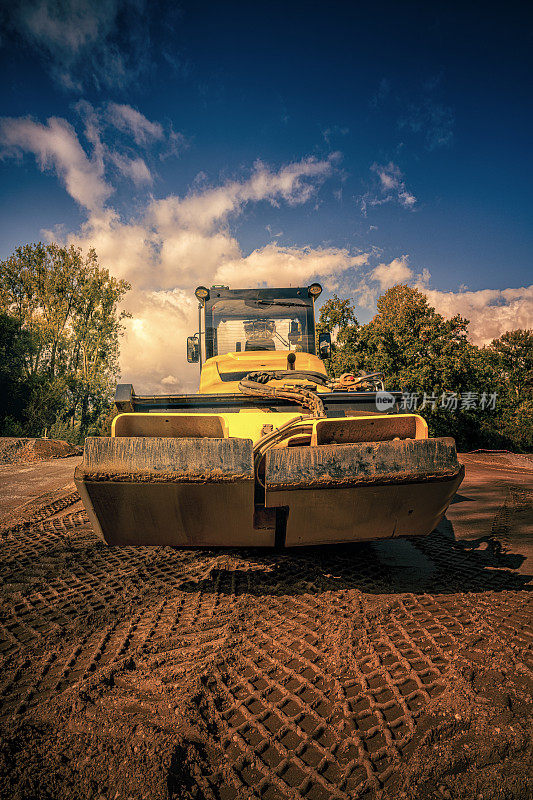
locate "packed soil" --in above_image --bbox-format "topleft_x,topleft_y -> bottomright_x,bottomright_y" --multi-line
0,453 -> 531,800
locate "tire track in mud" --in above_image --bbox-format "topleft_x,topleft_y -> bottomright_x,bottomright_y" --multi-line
198,590 -> 453,799
0,507 -> 532,799
198,587 -> 533,799
0,491 -> 81,535
0,516 -> 252,722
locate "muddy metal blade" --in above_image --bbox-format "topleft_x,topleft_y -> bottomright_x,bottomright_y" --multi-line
74,437 -> 267,546
265,437 -> 464,546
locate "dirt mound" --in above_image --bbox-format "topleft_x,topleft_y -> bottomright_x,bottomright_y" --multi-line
460,451 -> 533,472
0,437 -> 82,465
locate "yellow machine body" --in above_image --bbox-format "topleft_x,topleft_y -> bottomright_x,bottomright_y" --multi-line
75,285 -> 464,547
199,350 -> 328,394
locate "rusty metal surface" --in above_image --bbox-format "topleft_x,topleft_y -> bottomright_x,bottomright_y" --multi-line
314,415 -> 419,445
113,413 -> 226,438
75,436 -> 254,483
265,438 -> 462,491
267,473 -> 465,546
76,480 -> 264,546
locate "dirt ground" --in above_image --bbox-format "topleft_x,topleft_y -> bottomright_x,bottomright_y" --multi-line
0,451 -> 531,800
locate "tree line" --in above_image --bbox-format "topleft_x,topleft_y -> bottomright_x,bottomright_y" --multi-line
0,243 -> 130,443
0,242 -> 531,451
317,285 -> 532,452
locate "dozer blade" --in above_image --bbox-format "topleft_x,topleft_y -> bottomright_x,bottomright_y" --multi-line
74,436 -> 274,547
265,437 -> 464,546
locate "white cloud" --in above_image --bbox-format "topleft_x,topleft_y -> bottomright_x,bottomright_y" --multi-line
118,288 -> 200,393
0,105 -> 188,205
148,155 -> 338,237
356,255 -> 423,308
107,103 -> 164,146
108,152 -> 153,186
161,375 -> 179,386
216,244 -> 369,290
17,0 -> 109,52
421,285 -> 533,346
370,255 -> 413,290
353,256 -> 532,347
51,150 -> 360,391
374,162 -> 401,192
3,108 -> 528,390
0,115 -> 111,211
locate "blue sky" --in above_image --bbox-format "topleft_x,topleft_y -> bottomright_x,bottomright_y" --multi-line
0,1 -> 531,390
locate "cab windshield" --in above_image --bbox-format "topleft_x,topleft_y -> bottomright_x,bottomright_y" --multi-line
205,297 -> 313,357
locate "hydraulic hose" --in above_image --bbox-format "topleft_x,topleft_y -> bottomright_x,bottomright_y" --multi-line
238,372 -> 326,418
244,370 -> 329,385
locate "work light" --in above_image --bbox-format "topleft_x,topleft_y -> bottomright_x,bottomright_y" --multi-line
195,286 -> 210,302
308,283 -> 323,298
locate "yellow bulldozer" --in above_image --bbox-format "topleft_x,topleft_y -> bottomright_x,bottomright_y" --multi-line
75,283 -> 464,547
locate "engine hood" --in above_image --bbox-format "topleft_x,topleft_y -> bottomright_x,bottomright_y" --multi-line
199,350 -> 328,394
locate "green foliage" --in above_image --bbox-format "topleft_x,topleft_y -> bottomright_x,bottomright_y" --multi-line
317,284 -> 532,452
357,285 -> 477,392
0,312 -> 34,424
316,295 -> 360,376
486,329 -> 533,399
483,329 -> 533,451
47,418 -> 82,446
0,242 -> 130,441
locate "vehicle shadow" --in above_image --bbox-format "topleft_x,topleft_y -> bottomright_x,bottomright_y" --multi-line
173,514 -> 532,597
4,510 -> 529,601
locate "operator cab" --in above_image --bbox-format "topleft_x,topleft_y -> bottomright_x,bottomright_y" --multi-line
187,284 -> 326,365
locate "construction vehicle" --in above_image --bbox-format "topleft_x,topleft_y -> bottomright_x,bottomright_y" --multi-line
75,283 -> 464,547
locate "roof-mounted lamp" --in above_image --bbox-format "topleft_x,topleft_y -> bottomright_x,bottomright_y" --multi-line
308,283 -> 323,298
195,286 -> 210,304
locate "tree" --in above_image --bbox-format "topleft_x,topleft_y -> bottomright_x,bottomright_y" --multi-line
356,285 -> 478,394
483,329 -> 533,451
0,313 -> 35,433
0,243 -> 130,440
487,329 -> 533,400
316,295 -> 359,376
315,284 -> 532,452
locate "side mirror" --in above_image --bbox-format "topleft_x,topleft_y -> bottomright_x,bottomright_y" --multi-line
318,332 -> 332,360
187,336 -> 199,363
288,320 -> 300,343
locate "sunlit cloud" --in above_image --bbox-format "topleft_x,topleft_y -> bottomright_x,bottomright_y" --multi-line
1,105 -> 529,392
421,285 -> 533,345
216,244 -> 370,290
353,255 -> 532,347
106,103 -> 164,145
0,115 -> 111,211
0,105 -> 187,210
6,125 -> 348,391
107,151 -> 153,186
